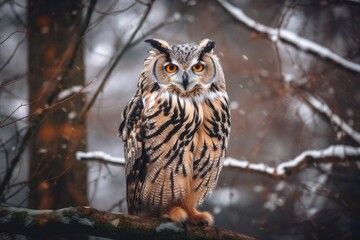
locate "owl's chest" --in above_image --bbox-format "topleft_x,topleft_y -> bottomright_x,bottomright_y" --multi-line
142,92 -> 228,152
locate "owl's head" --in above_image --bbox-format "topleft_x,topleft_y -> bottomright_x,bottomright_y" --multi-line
143,39 -> 225,96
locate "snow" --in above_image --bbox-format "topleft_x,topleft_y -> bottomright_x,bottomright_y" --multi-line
57,85 -> 83,100
276,145 -> 360,175
263,193 -> 278,211
224,158 -> 276,174
212,206 -> 222,214
156,222 -> 184,233
275,181 -> 286,191
229,101 -> 239,110
76,151 -> 126,165
68,111 -> 77,119
208,187 -> 242,207
223,157 -> 250,168
283,73 -> 294,83
217,0 -> 360,73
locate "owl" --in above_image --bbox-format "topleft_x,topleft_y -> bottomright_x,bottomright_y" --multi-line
119,38 -> 230,225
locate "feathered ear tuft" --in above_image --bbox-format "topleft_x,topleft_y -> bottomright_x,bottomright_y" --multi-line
198,39 -> 216,60
145,39 -> 171,61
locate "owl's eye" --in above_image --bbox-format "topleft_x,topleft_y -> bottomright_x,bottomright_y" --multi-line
192,63 -> 205,72
164,64 -> 178,73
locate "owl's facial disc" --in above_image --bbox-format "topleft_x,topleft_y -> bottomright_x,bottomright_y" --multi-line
164,60 -> 206,92
147,39 -> 218,94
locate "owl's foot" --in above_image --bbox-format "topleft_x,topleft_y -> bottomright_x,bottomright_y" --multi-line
189,210 -> 214,226
164,206 -> 188,225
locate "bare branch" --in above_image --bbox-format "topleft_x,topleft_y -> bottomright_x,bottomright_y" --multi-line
299,93 -> 360,144
91,2 -> 136,16
0,29 -> 25,45
217,0 -> 360,73
0,206 -> 255,239
0,38 -> 25,72
79,0 -> 155,120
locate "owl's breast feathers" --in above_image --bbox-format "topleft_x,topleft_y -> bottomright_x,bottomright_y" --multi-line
119,84 -> 230,215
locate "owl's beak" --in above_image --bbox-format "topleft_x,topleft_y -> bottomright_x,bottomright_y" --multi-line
182,72 -> 189,90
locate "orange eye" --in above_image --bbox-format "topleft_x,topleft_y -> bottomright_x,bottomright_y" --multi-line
192,63 -> 204,72
165,64 -> 178,73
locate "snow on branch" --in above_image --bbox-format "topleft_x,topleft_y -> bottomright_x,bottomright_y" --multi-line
76,145 -> 360,178
224,145 -> 360,177
0,206 -> 254,239
301,94 -> 360,144
217,0 -> 360,73
57,85 -> 84,100
76,151 -> 125,166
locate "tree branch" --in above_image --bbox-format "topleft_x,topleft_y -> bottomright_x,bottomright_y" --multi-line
0,206 -> 255,239
299,92 -> 360,144
76,151 -> 125,166
76,144 -> 360,178
217,0 -> 360,73
224,145 -> 360,177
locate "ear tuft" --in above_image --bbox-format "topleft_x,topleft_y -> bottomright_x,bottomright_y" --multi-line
145,39 -> 171,60
198,39 -> 216,59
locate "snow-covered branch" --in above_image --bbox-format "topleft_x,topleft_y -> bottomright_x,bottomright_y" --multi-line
224,145 -> 360,177
0,206 -> 254,239
217,0 -> 360,73
76,144 -> 360,178
76,151 -> 125,166
301,94 -> 360,144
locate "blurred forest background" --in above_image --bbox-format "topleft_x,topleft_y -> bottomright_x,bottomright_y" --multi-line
0,0 -> 359,239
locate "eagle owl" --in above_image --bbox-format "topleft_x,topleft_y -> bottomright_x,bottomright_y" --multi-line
119,38 -> 230,225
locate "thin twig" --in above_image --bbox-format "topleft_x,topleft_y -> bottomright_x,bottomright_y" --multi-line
79,0 -> 155,121
0,29 -> 25,45
0,38 -> 25,72
92,2 -> 136,16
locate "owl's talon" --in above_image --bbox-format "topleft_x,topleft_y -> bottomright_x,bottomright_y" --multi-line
189,210 -> 214,226
167,206 -> 188,225
197,220 -> 209,226
180,217 -> 188,229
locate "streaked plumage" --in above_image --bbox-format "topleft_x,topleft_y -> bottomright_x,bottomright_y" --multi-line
119,38 -> 230,225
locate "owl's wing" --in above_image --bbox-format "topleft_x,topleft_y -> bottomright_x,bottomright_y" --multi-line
119,93 -> 147,214
192,93 -> 231,205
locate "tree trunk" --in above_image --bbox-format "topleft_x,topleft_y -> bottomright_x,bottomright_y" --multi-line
27,0 -> 88,209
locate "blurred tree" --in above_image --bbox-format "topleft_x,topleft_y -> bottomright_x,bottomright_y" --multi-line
27,0 -> 88,209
